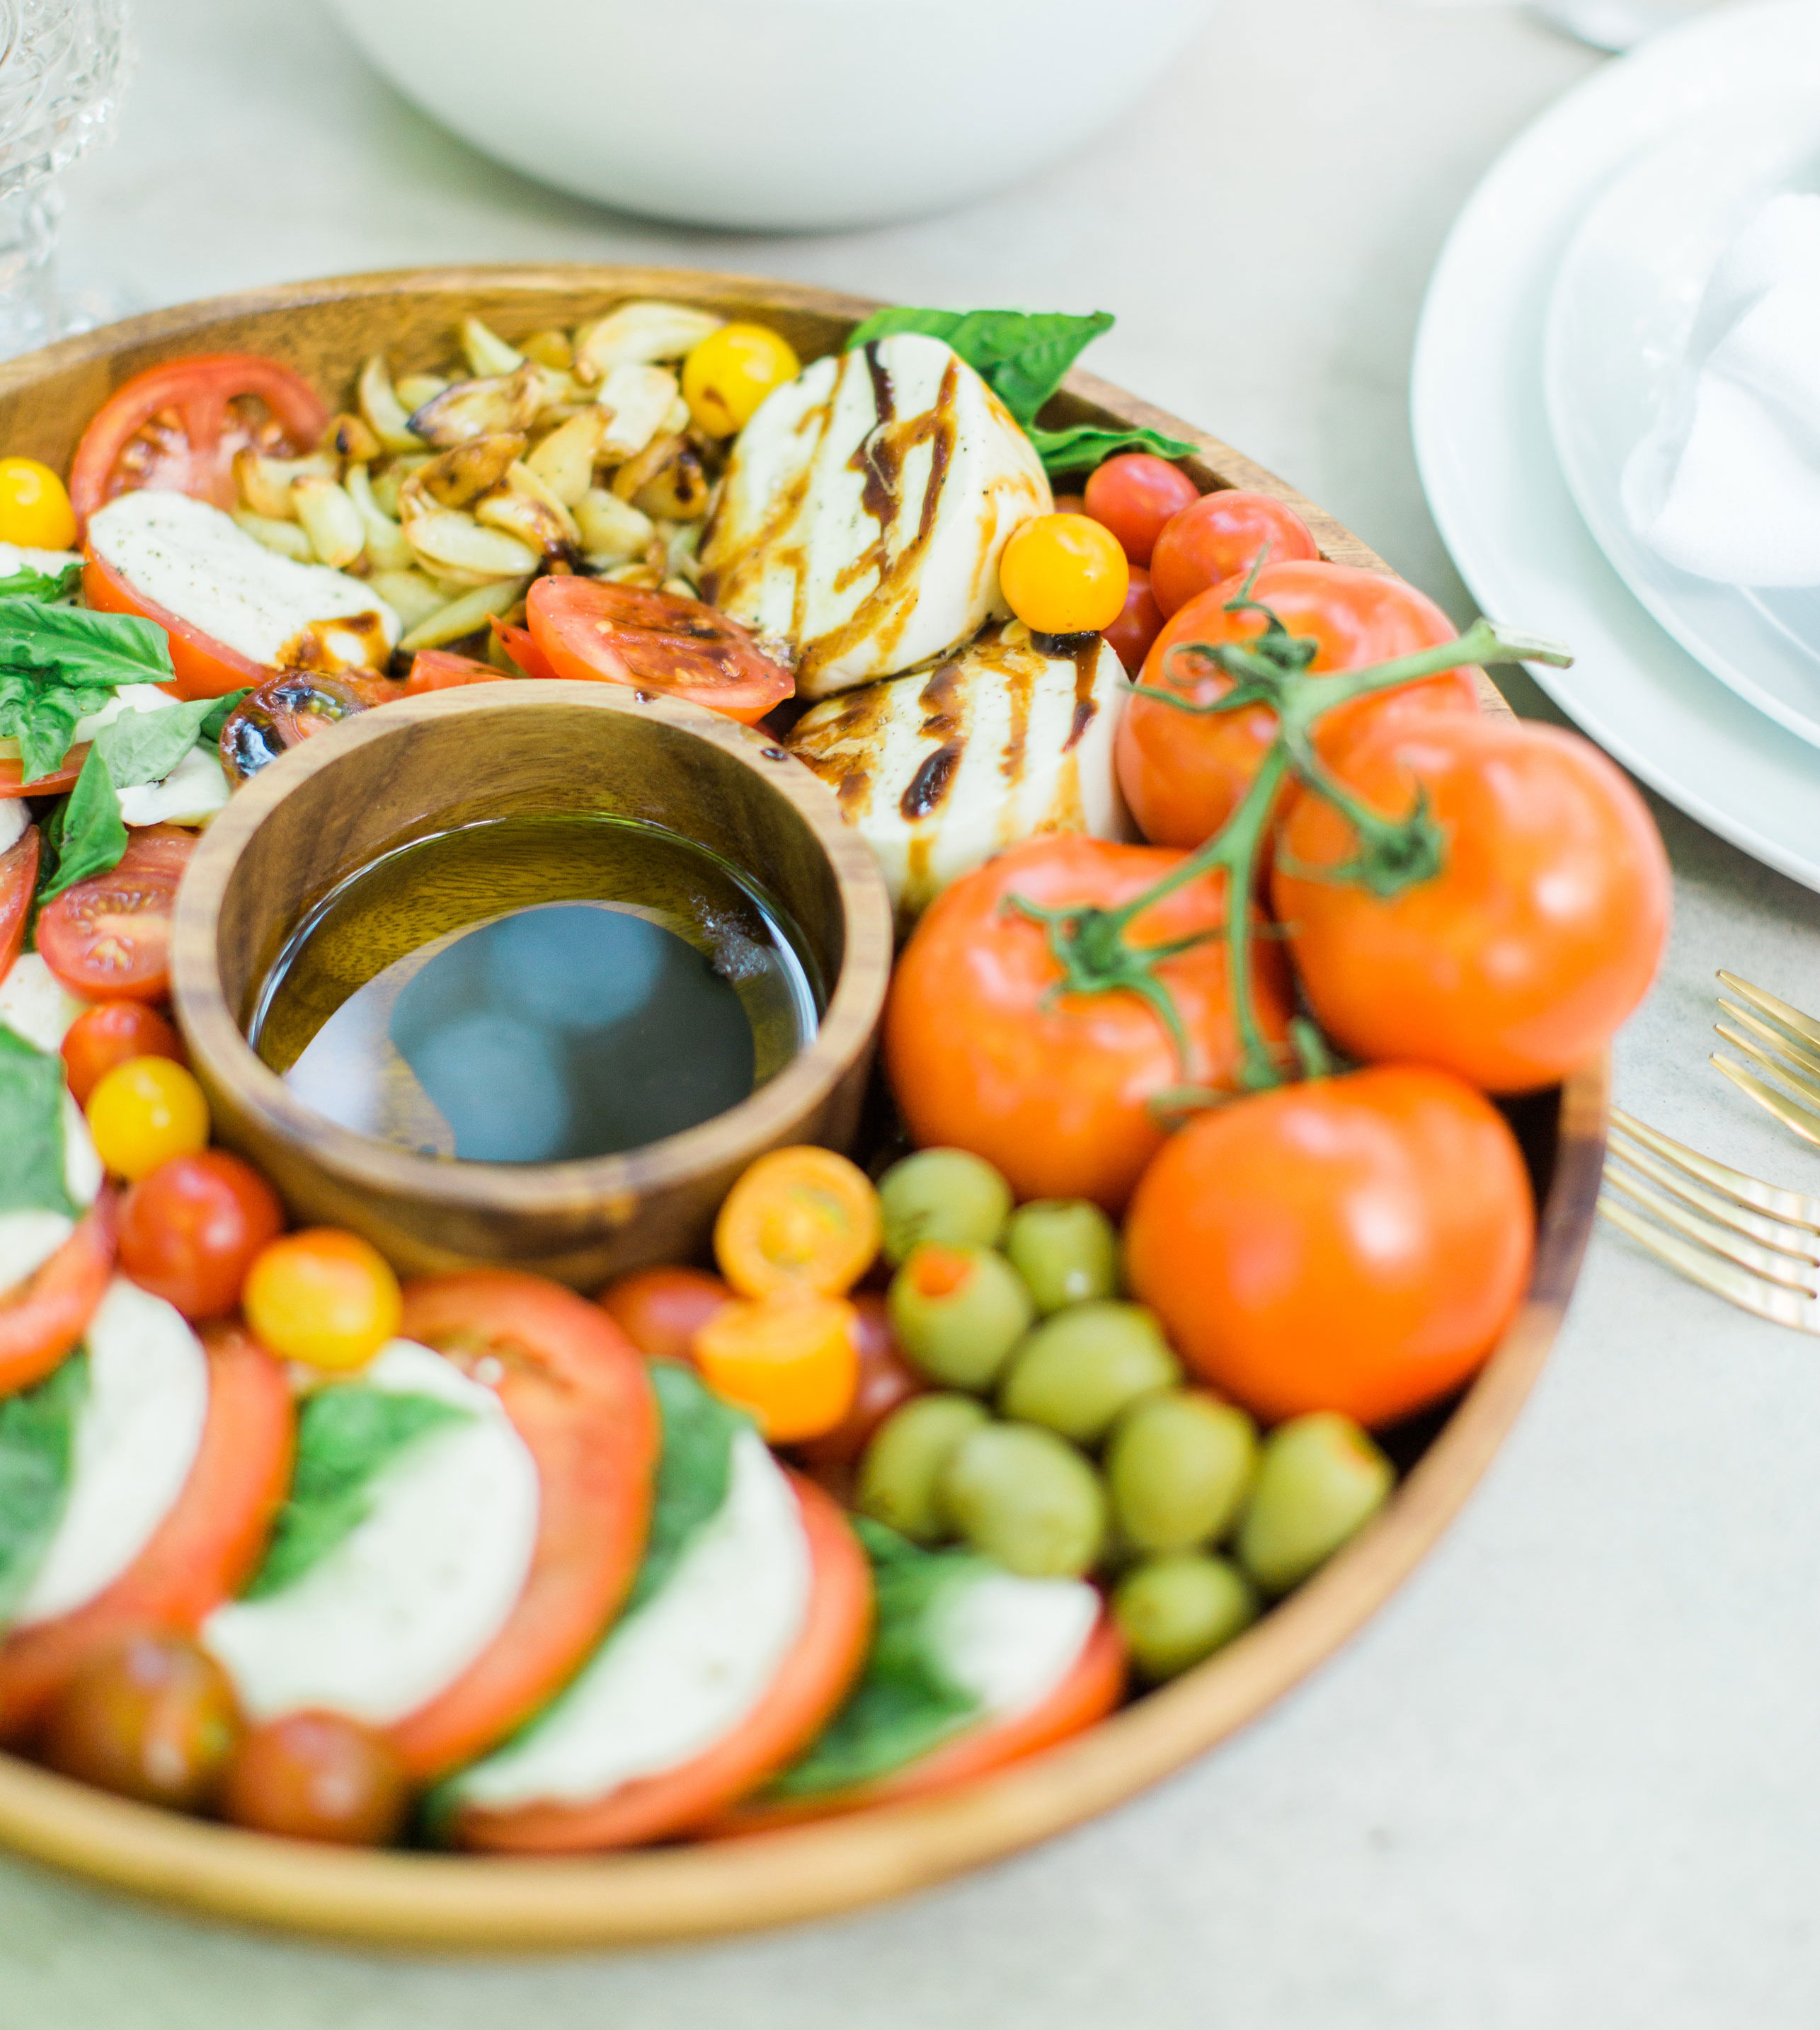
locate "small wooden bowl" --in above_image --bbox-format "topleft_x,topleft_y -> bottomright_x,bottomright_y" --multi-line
0,265 -> 1608,1948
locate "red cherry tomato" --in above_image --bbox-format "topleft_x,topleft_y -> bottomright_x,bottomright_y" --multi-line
0,1195 -> 115,1396
61,1000 -> 185,1107
404,650 -> 504,695
0,820 -> 38,981
598,1265 -> 733,1364
35,824 -> 195,1003
1102,565 -> 1163,675
1082,454 -> 1199,566
1148,490 -> 1320,617
489,615 -> 557,681
222,1711 -> 412,1846
118,1150 -> 285,1321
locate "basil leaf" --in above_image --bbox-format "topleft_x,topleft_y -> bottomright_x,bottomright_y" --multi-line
622,1359 -> 749,1618
199,688 -> 251,743
0,601 -> 173,687
847,306 -> 1115,427
0,562 -> 81,603
1026,421 -> 1198,476
765,1518 -> 988,1799
0,1026 -> 75,1216
93,696 -> 218,791
37,745 -> 125,902
0,1353 -> 87,1624
241,1386 -> 471,1601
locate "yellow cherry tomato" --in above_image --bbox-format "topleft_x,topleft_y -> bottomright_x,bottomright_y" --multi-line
682,323 -> 801,438
999,512 -> 1131,636
694,1292 -> 860,1442
714,1145 -> 881,1299
85,1055 -> 210,1181
0,457 -> 76,551
243,1229 -> 402,1373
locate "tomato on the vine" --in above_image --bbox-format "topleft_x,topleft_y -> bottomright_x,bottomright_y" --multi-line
1082,454 -> 1198,566
1147,490 -> 1320,617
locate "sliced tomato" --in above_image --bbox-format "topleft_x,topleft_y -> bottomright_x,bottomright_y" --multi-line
490,616 -> 556,682
404,650 -> 505,696
394,1272 -> 660,1777
36,823 -> 194,1004
217,670 -> 406,780
0,822 -> 39,980
0,1195 -> 116,1399
83,548 -> 268,702
68,352 -> 329,530
713,1612 -> 1127,1835
0,1319 -> 293,1742
454,1474 -> 871,1852
0,750 -> 85,801
527,577 -> 794,725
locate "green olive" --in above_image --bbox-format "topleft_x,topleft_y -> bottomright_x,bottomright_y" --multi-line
1236,1413 -> 1395,1595
888,1243 -> 1034,1392
940,1422 -> 1107,1578
876,1148 -> 1013,1266
996,1301 -> 1180,1446
855,1393 -> 991,1543
1001,1199 -> 1121,1314
1105,1390 -> 1257,1553
1114,1554 -> 1258,1682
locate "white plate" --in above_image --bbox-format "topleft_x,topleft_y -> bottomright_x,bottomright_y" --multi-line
1545,84 -> 1820,747
1412,0 -> 1820,895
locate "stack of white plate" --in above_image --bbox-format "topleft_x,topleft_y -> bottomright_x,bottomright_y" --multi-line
1413,0 -> 1820,890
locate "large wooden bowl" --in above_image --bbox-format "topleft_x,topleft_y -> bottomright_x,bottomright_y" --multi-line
0,268 -> 1608,1947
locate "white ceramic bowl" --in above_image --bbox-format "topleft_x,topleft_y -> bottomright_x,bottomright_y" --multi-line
320,0 -> 1218,231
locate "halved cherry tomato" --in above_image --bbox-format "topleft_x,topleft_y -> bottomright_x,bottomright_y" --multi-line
36,823 -> 194,1004
489,615 -> 556,682
83,548 -> 268,701
1083,454 -> 1199,566
598,1265 -> 733,1364
68,352 -> 329,529
714,1147 -> 881,1299
242,1228 -> 401,1372
0,821 -> 39,981
217,670 -> 406,778
0,1320 -> 293,1741
1115,560 -> 1481,851
714,1609 -> 1125,1833
883,835 -> 1293,1212
118,1150 -> 285,1321
394,1271 -> 660,1777
60,1000 -> 185,1107
454,1476 -> 870,1852
0,749 -> 85,800
527,577 -> 794,725
1147,490 -> 1320,617
794,1292 -> 922,1490
1103,565 -> 1163,675
694,1292 -> 860,1442
404,650 -> 505,696
0,1194 -> 115,1397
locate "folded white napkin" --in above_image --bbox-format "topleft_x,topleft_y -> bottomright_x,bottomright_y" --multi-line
1625,191 -> 1820,586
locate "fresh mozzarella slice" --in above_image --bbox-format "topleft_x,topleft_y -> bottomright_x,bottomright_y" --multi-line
0,801 -> 23,855
789,624 -> 1133,919
117,740 -> 231,827
14,1278 -> 210,1626
452,1430 -> 811,1811
0,953 -> 91,1053
702,333 -> 1051,699
0,541 -> 79,579
928,1569 -> 1101,1725
86,491 -> 401,677
205,1339 -> 540,1727
0,1210 -> 73,1295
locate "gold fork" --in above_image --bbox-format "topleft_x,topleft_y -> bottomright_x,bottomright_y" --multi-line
1710,971 -> 1820,1148
1599,1108 -> 1820,1326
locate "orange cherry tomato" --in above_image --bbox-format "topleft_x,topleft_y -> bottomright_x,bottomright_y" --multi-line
998,513 -> 1129,636
793,1292 -> 922,1487
599,1265 -> 733,1363
221,1711 -> 411,1846
693,1292 -> 861,1442
1082,454 -> 1199,566
61,1000 -> 185,1108
243,1228 -> 402,1372
1102,564 -> 1163,675
36,823 -> 194,1003
883,835 -> 1293,1212
0,1195 -> 115,1397
118,1150 -> 285,1321
1272,716 -> 1671,1092
1124,1065 -> 1535,1427
1115,560 -> 1481,850
404,649 -> 504,694
714,1147 -> 881,1299
0,820 -> 37,980
1147,489 -> 1320,617
85,1055 -> 210,1181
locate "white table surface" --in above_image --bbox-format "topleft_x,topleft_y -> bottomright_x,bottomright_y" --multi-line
13,2 -> 1820,2022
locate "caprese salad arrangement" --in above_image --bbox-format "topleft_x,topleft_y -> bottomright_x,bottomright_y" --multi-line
0,292 -> 1672,1850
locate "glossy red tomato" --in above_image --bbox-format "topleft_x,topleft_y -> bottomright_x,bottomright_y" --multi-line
598,1265 -> 733,1364
61,1000 -> 185,1107
1124,1066 -> 1535,1426
404,650 -> 505,695
883,835 -> 1293,1212
221,1711 -> 411,1846
1271,715 -> 1671,1091
0,820 -> 38,980
1115,561 -> 1481,849
36,823 -> 195,1003
118,1150 -> 285,1321
1082,454 -> 1199,566
1147,490 -> 1320,617
1103,565 -> 1163,675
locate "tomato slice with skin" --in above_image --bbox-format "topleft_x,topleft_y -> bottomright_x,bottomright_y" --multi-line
0,1318 -> 294,1743
83,548 -> 268,702
453,1474 -> 871,1852
0,821 -> 39,980
68,352 -> 329,532
404,650 -> 505,696
711,1612 -> 1126,1835
394,1272 -> 660,1778
527,577 -> 794,726
0,1195 -> 116,1399
490,616 -> 557,682
0,750 -> 84,801
36,823 -> 194,1005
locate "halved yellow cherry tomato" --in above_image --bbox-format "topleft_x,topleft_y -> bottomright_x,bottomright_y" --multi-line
694,1292 -> 860,1442
999,512 -> 1130,636
243,1229 -> 401,1373
85,1056 -> 210,1181
0,457 -> 76,551
714,1147 -> 881,1298
682,322 -> 801,437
